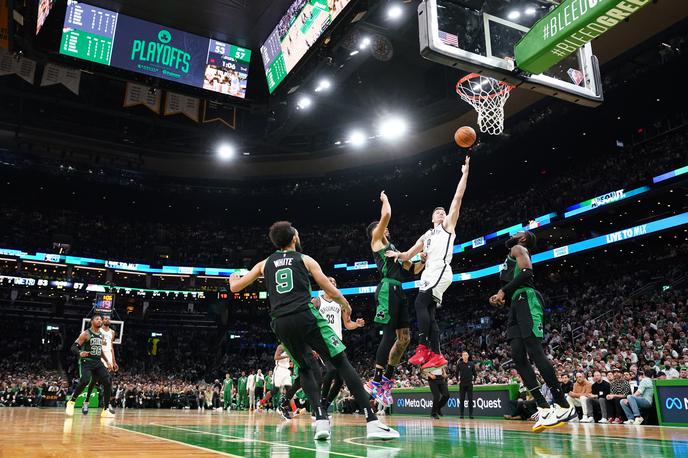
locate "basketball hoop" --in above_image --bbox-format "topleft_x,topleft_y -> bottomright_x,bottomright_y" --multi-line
456,74 -> 514,136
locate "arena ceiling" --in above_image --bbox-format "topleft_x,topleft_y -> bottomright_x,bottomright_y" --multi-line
1,0 -> 687,178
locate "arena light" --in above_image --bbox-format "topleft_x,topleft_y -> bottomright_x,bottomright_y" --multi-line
525,7 -> 537,16
379,116 -> 409,140
314,78 -> 332,93
296,95 -> 313,110
348,130 -> 367,147
387,4 -> 403,20
358,37 -> 371,50
217,144 -> 236,160
507,10 -> 521,20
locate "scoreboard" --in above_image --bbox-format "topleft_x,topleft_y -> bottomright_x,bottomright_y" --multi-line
60,0 -> 252,98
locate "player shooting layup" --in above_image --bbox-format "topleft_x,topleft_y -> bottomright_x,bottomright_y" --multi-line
387,156 -> 470,369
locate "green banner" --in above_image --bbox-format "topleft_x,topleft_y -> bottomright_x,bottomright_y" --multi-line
515,0 -> 651,74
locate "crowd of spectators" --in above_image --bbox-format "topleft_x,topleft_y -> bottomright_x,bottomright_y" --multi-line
0,118 -> 685,269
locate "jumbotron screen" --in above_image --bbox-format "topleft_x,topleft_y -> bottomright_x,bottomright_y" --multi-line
59,0 -> 252,98
260,0 -> 352,93
36,0 -> 57,35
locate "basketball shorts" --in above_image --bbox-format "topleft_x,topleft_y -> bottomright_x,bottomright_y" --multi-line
274,367 -> 292,388
271,304 -> 346,374
506,287 -> 545,340
418,263 -> 453,305
374,279 -> 410,328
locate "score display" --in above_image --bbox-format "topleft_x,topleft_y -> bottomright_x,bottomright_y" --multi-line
261,0 -> 352,93
60,1 -> 251,98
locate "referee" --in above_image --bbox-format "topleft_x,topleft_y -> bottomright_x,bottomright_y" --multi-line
457,351 -> 476,419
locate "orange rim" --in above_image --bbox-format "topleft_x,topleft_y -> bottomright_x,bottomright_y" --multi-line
456,73 -> 514,101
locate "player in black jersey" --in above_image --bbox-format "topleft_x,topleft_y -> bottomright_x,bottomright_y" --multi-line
65,313 -> 115,418
366,191 -> 426,407
489,231 -> 576,432
230,221 -> 399,441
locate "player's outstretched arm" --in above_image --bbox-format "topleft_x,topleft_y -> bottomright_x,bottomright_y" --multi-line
444,156 -> 470,233
303,255 -> 352,315
229,260 -> 266,293
343,308 -> 365,330
370,191 -> 391,250
386,237 -> 424,263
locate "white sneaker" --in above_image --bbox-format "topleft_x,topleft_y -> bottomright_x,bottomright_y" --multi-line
532,407 -> 562,433
598,418 -> 609,424
65,401 -> 75,417
314,419 -> 331,441
366,420 -> 400,440
634,417 -> 644,425
580,416 -> 593,423
553,404 -> 578,423
101,408 -> 116,418
623,419 -> 635,425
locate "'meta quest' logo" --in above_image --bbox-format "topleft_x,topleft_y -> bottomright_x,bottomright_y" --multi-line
130,29 -> 191,73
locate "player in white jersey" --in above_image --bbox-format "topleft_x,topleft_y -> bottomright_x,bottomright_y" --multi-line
258,344 -> 294,419
312,276 -> 365,411
387,156 -> 470,369
82,316 -> 118,415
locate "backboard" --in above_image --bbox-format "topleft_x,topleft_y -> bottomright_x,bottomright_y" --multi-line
419,0 -> 603,106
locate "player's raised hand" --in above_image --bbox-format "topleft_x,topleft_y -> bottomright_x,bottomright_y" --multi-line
355,318 -> 365,328
380,190 -> 388,202
462,156 -> 470,175
420,252 -> 428,263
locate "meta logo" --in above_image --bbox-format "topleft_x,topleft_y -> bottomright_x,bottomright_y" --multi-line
665,397 -> 688,410
397,398 -> 404,408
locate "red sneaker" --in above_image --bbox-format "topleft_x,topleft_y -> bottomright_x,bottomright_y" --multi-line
422,353 -> 448,369
409,344 -> 431,365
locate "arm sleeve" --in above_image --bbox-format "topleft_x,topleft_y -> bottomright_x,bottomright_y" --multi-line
500,268 -> 534,297
70,342 -> 80,356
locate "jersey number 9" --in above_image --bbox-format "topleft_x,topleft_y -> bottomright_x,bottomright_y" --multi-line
275,268 -> 294,294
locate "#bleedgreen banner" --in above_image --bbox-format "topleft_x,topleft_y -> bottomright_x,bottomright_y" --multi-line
515,0 -> 651,74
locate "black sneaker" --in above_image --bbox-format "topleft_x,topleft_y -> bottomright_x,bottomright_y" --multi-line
431,413 -> 440,420
279,403 -> 292,421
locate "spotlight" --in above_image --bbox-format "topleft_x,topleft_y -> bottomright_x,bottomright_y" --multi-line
507,10 -> 521,20
348,130 -> 367,147
387,4 -> 403,20
217,144 -> 235,160
349,50 -> 359,56
314,79 -> 332,93
379,117 -> 408,140
525,7 -> 537,16
296,96 -> 313,110
358,37 -> 371,50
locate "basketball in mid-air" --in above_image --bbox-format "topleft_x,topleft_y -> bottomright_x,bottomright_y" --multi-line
454,126 -> 477,148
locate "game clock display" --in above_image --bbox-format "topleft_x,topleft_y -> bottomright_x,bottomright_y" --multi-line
261,0 -> 352,93
60,0 -> 251,98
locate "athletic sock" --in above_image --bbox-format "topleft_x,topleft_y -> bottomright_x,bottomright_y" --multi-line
373,367 -> 384,383
529,387 -> 550,409
551,388 -> 570,408
384,365 -> 395,380
364,407 -> 377,422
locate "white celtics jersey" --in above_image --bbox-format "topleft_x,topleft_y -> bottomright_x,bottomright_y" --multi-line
421,223 -> 455,268
318,295 -> 343,340
276,351 -> 290,369
100,328 -> 114,364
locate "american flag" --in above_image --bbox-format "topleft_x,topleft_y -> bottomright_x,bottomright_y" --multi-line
438,30 -> 459,47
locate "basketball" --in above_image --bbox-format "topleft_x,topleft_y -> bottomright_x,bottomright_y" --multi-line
454,126 -> 477,148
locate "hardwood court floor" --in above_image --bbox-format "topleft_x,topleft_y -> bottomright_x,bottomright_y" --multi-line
1,408 -> 687,457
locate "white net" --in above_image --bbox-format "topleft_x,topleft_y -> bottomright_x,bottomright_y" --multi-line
456,74 -> 514,136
